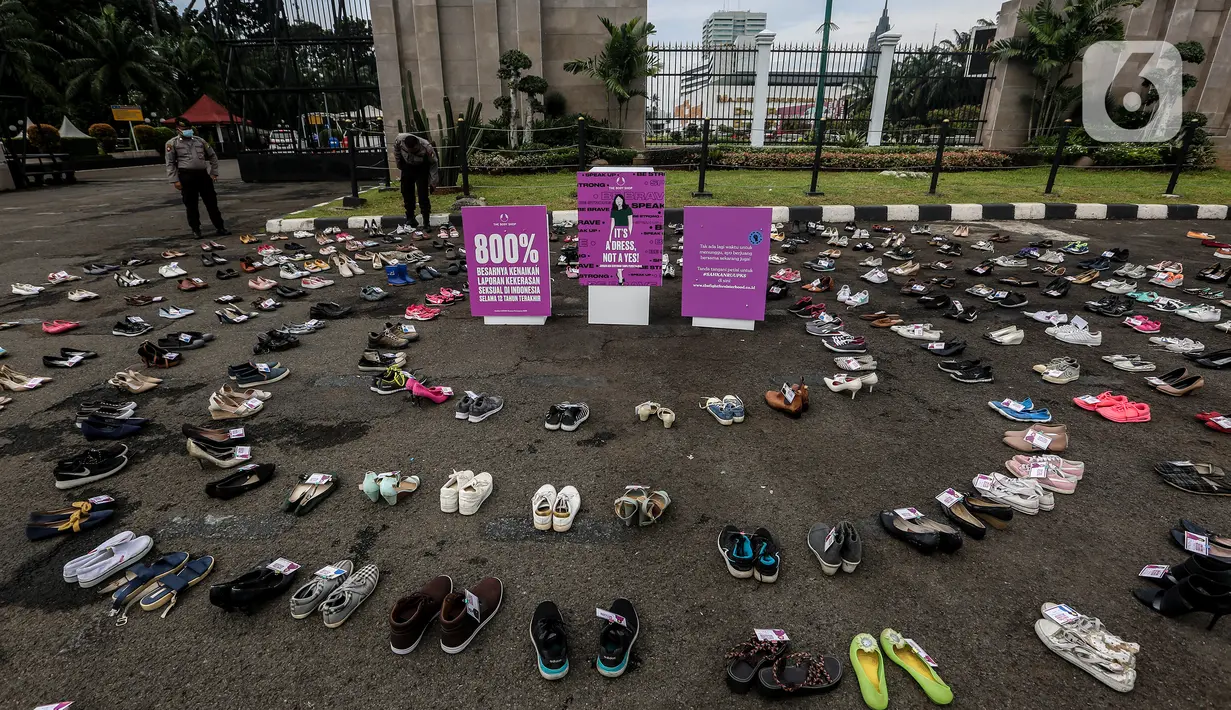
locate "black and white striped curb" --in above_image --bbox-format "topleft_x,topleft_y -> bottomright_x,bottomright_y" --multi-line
266,202 -> 1231,232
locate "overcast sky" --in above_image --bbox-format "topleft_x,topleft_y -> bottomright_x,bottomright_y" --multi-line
649,0 -> 1004,47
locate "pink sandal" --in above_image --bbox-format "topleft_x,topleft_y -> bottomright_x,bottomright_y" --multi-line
1098,401 -> 1151,423
42,320 -> 81,334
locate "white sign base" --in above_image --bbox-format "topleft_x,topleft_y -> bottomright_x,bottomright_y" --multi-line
483,316 -> 547,326
692,317 -> 755,331
588,285 -> 650,326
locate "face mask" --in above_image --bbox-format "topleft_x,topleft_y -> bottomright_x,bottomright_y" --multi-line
181,129 -> 193,138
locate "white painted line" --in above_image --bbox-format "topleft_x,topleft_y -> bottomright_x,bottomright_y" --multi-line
1197,204 -> 1229,219
886,204 -> 918,221
823,205 -> 855,222
1012,203 -> 1046,220
950,204 -> 984,221
1074,204 -> 1107,219
1137,204 -> 1167,219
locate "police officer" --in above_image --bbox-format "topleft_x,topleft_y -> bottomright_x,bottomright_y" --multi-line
165,117 -> 230,237
393,132 -> 439,228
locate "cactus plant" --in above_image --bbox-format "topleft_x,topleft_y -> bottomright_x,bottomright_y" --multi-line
399,71 -> 483,187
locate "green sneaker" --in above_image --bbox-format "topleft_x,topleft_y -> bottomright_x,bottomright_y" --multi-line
850,633 -> 888,709
879,628 -> 953,705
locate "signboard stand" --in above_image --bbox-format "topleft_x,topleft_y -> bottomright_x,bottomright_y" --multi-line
588,286 -> 651,326
577,167 -> 665,327
692,317 -> 755,331
484,316 -> 547,326
462,206 -> 552,324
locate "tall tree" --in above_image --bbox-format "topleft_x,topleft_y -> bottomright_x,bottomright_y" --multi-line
564,16 -> 660,129
59,5 -> 175,108
0,0 -> 63,104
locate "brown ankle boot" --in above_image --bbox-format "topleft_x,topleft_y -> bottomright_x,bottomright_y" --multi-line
765,380 -> 807,417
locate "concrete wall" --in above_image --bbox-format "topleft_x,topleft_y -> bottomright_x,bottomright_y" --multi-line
983,0 -> 1231,161
373,0 -> 648,153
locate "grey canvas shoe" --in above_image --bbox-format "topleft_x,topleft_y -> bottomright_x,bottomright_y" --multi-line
321,563 -> 380,628
808,521 -> 861,575
467,394 -> 504,423
289,560 -> 354,619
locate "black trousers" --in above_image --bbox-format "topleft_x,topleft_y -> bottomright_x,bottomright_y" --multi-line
180,169 -> 224,231
400,168 -> 431,225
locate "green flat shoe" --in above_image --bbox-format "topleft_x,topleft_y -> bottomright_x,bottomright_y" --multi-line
850,634 -> 888,709
880,628 -> 953,705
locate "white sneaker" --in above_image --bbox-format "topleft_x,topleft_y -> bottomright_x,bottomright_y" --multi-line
835,285 -> 852,302
532,484 -> 557,530
159,262 -> 187,278
74,534 -> 154,588
12,283 -> 44,295
861,268 -> 888,284
1034,617 -> 1136,692
971,240 -> 994,252
458,472 -> 493,515
1036,250 -> 1065,264
1148,336 -> 1204,353
440,469 -> 474,513
985,325 -> 1025,345
975,473 -> 1042,514
63,531 -> 136,582
67,289 -> 99,302
1106,281 -> 1136,295
859,256 -> 882,267
991,256 -> 1026,268
552,485 -> 580,532
1178,304 -> 1221,322
1121,264 -> 1146,279
1047,324 -> 1102,346
280,264 -> 305,279
845,290 -> 869,307
1025,310 -> 1067,325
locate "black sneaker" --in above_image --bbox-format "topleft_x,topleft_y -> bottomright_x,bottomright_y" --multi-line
358,350 -> 403,372
998,292 -> 1030,308
560,403 -> 590,432
275,285 -> 306,299
309,301 -> 352,319
53,454 -> 129,489
767,281 -> 790,300
1078,256 -> 1112,271
942,300 -> 978,322
215,227 -> 232,237
74,404 -> 135,427
595,598 -> 639,678
938,244 -> 963,257
718,525 -> 755,579
966,261 -> 994,276
111,317 -> 153,337
217,269 -> 241,280
530,600 -> 570,681
228,361 -> 290,385
919,294 -> 951,310
937,358 -> 981,374
750,527 -> 780,583
253,330 -> 299,354
922,340 -> 967,357
370,367 -> 408,395
1029,239 -> 1053,248
951,365 -> 994,383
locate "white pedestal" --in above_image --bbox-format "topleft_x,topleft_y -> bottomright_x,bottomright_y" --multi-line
692,317 -> 755,331
483,316 -> 547,326
588,285 -> 650,326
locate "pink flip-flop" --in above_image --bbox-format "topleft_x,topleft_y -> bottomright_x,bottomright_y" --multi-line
41,320 -> 81,334
1098,401 -> 1151,423
1072,391 -> 1128,411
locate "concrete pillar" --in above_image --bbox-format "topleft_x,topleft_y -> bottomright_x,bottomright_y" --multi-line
865,33 -> 902,146
981,0 -> 1034,150
749,31 -> 776,148
1197,3 -> 1231,131
473,0 -> 502,107
412,0 -> 446,118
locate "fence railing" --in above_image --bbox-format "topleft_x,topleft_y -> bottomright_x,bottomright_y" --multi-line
646,38 -> 995,148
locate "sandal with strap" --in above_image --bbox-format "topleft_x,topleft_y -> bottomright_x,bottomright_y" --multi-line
755,651 -> 843,696
138,341 -> 182,368
639,490 -> 671,526
726,636 -> 791,693
657,407 -> 675,428
138,555 -> 215,617
614,486 -> 647,526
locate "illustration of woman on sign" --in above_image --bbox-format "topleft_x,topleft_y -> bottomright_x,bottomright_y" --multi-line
609,195 -> 633,285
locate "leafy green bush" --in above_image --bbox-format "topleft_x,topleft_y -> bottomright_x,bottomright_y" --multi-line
529,114 -> 621,148
25,123 -> 60,152
471,145 -> 637,172
133,124 -> 156,148
1091,143 -> 1164,166
89,123 -> 118,152
543,90 -> 568,119
152,126 -> 176,144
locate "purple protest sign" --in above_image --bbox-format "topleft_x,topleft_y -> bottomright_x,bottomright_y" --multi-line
462,206 -> 552,317
576,171 -> 665,286
680,207 -> 773,321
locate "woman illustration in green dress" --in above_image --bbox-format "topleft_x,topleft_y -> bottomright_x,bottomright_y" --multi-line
609,195 -> 634,285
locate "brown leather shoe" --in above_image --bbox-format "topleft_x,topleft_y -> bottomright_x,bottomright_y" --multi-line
389,575 -> 453,654
439,577 -> 503,653
765,380 -> 807,418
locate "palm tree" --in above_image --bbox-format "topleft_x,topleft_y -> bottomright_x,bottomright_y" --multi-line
161,28 -> 223,111
59,5 -> 174,107
563,16 -> 660,129
989,0 -> 1141,136
0,0 -> 61,103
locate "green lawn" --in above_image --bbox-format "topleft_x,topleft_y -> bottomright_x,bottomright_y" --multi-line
287,167 -> 1231,218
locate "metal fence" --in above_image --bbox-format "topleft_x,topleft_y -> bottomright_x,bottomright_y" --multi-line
646,41 -> 995,147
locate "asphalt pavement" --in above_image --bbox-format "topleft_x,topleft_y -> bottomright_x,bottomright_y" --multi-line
0,170 -> 1229,709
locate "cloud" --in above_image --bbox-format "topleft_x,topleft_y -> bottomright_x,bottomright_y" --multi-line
649,0 -> 1003,47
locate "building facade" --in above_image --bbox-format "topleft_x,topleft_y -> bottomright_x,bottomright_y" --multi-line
371,0 -> 647,144
702,10 -> 768,46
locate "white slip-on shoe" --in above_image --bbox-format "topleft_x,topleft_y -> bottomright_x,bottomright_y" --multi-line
75,534 -> 154,588
973,473 -> 1041,514
1034,618 -> 1136,693
552,485 -> 580,532
891,323 -> 942,341
985,325 -> 1024,345
12,283 -> 44,296
440,469 -> 474,513
458,472 -> 493,515
532,484 -> 557,530
63,530 -> 136,582
67,289 -> 99,302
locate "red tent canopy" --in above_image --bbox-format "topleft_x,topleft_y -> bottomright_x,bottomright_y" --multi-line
162,95 -> 251,125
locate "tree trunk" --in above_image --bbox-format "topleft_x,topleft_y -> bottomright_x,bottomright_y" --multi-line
147,0 -> 159,33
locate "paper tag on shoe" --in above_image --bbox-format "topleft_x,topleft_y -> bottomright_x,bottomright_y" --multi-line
244,398 -> 262,410
926,342 -> 946,351
267,558 -> 299,575
780,383 -> 795,404
1023,430 -> 1054,450
465,589 -> 483,622
437,387 -> 454,396
179,333 -> 193,343
256,363 -> 271,373
34,703 -> 73,710
304,473 -> 332,486
87,495 -> 114,505
237,463 -> 259,472
374,470 -> 399,479
973,474 -> 994,491
234,446 -> 251,460
936,489 -> 963,507
754,628 -> 790,642
228,427 -> 245,439
1071,316 -> 1088,330
905,639 -> 938,667
1184,531 -> 1210,555
164,352 -> 179,360
52,271 -> 70,280
1077,395 -> 1101,405
1000,398 -> 1026,412
1028,461 -> 1049,478
66,355 -> 84,365
1043,369 -> 1064,378
596,607 -> 628,627
314,566 -> 347,580
129,316 -> 147,324
1210,416 -> 1231,430
1043,604 -> 1080,625
823,527 -> 837,551
894,507 -> 923,520
1138,564 -> 1170,579
24,377 -> 45,388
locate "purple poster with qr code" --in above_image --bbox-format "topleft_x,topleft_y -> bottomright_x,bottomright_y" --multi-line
681,207 -> 773,320
576,171 -> 665,286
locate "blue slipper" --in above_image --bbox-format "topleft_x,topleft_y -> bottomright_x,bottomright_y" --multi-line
140,555 -> 215,615
109,552 -> 189,618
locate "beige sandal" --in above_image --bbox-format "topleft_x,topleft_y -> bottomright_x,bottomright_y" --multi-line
640,490 -> 671,526
109,371 -> 157,393
634,401 -> 660,421
614,486 -> 648,526
657,407 -> 675,428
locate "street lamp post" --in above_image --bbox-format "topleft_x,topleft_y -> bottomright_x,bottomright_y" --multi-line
813,0 -> 835,126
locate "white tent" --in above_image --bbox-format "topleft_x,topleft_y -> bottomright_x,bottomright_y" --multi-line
59,117 -> 89,138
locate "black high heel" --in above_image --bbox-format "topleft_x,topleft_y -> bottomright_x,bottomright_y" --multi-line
137,340 -> 180,368
1159,555 -> 1231,588
1134,575 -> 1231,629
